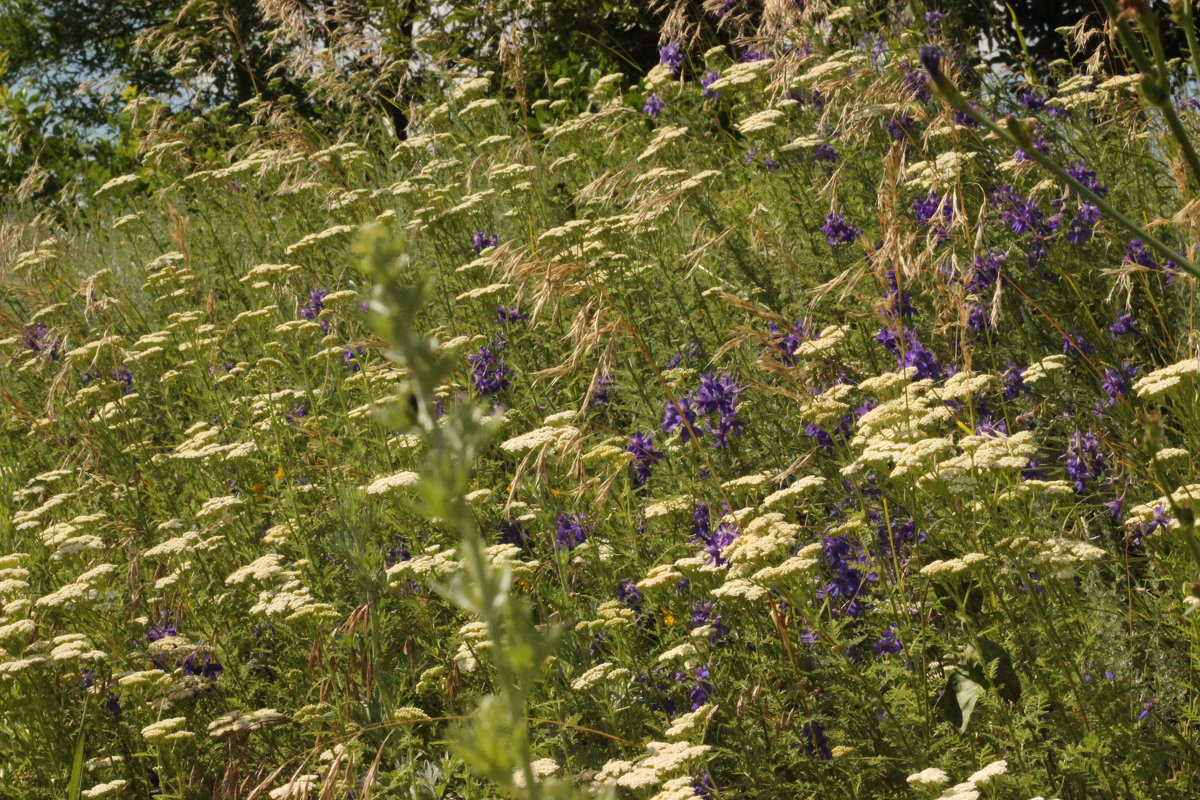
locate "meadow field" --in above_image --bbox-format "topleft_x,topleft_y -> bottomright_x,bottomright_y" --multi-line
4,1 -> 1200,798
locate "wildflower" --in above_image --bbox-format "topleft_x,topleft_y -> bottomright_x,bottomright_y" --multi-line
701,70 -> 721,99
907,767 -> 950,786
300,289 -> 326,321
1124,239 -> 1157,270
1065,162 -> 1108,197
662,396 -> 698,441
1066,201 -> 1101,244
179,650 -> 224,681
901,61 -> 931,101
967,759 -> 1007,785
592,374 -> 615,406
659,43 -> 683,76
821,213 -> 861,247
23,321 -> 61,359
871,623 -> 903,656
627,432 -> 666,485
813,143 -> 839,164
555,513 -> 588,551
885,113 -> 918,140
1061,331 -> 1095,358
1002,361 -> 1031,400
692,371 -> 743,445
643,93 -> 666,118
496,304 -> 526,323
800,720 -> 832,759
468,335 -> 510,395
1064,430 -> 1107,493
1109,311 -> 1139,339
805,423 -> 834,452
1101,361 -> 1137,405
472,232 -> 499,252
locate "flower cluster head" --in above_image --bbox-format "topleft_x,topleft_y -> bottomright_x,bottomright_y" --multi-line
468,335 -> 510,395
702,70 -> 721,99
301,289 -> 325,321
643,93 -> 666,118
23,321 -> 61,359
659,43 -> 683,76
627,432 -> 665,485
663,371 -> 744,447
821,213 -> 862,247
1064,430 -> 1107,493
496,304 -> 526,323
472,232 -> 499,252
555,512 -> 588,551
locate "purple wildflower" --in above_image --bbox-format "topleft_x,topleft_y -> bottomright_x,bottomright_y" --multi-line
702,70 -> 721,99
1002,361 -> 1031,400
1064,430 -> 1107,493
468,335 -> 510,395
1110,311 -> 1138,339
1101,361 -> 1137,405
659,43 -> 683,75
643,93 -> 665,118
472,232 -> 500,253
627,432 -> 665,485
496,304 -> 526,323
821,213 -> 861,247
871,624 -> 903,657
554,513 -> 588,551
301,289 -> 326,321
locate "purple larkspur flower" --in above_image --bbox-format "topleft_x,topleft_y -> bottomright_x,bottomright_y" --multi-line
885,269 -> 918,318
1101,361 -> 1137,405
801,720 -> 832,759
1110,311 -> 1138,340
472,232 -> 499,253
693,371 -> 744,446
643,93 -> 665,118
871,623 -> 903,656
179,650 -> 224,681
1064,430 -> 1107,493
592,374 -> 615,406
554,512 -> 588,551
702,70 -> 721,99
813,143 -> 838,163
23,321 -> 61,360
805,423 -> 835,453
1002,361 -> 1031,400
925,10 -> 945,35
301,289 -> 326,321
1124,239 -> 1158,270
885,113 -> 918,141
627,431 -> 665,485
1066,201 -> 1101,245
616,579 -> 643,612
901,61 -> 931,101
992,185 -> 1048,235
659,43 -> 683,75
770,319 -> 808,365
821,213 -> 861,247
496,304 -> 526,323
1066,162 -> 1108,197
468,335 -> 510,395
1061,331 -> 1095,358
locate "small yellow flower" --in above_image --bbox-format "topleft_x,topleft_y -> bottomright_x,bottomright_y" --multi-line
663,613 -> 676,626
275,467 -> 285,479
